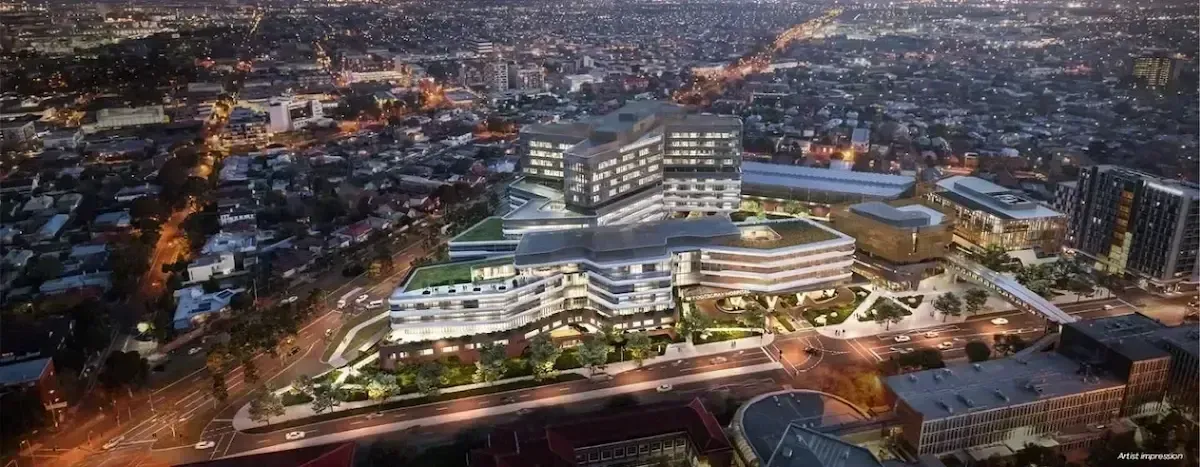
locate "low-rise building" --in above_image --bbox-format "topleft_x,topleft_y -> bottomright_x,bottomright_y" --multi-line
742,163 -> 916,206
173,286 -> 245,330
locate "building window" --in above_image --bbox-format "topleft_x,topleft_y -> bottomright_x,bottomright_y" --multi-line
442,345 -> 458,353
640,444 -> 649,454
419,348 -> 434,356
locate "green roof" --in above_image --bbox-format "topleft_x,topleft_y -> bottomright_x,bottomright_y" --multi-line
404,262 -> 474,291
714,221 -> 841,249
453,217 -> 506,242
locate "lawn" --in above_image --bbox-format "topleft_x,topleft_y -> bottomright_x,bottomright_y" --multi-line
404,262 -> 474,291
715,220 -> 839,249
797,288 -> 867,327
453,217 -> 505,242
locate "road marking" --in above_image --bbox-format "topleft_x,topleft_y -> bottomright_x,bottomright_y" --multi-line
435,407 -> 448,411
350,420 -> 365,425
518,394 -> 530,399
558,387 -> 570,392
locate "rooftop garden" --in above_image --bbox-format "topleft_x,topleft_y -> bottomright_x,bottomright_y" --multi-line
716,221 -> 840,249
404,262 -> 474,291
452,217 -> 506,242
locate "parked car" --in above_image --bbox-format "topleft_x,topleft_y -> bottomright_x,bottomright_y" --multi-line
355,294 -> 370,304
336,299 -> 347,309
366,299 -> 384,309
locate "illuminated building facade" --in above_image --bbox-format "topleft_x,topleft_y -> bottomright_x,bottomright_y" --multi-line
925,176 -> 1066,253
831,200 -> 954,290
382,217 -> 852,366
1132,56 -> 1179,90
1065,165 -> 1199,293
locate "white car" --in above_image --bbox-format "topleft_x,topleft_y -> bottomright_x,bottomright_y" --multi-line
102,436 -> 125,450
188,347 -> 203,355
656,384 -> 674,393
923,331 -> 939,338
937,342 -> 954,350
894,335 -> 912,343
365,412 -> 384,420
282,296 -> 299,304
366,299 -> 384,309
336,299 -> 347,309
990,318 -> 1009,325
355,294 -> 370,304
194,440 -> 216,450
1102,304 -> 1115,310
285,431 -> 306,441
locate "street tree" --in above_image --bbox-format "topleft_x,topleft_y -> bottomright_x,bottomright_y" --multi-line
742,199 -> 763,215
99,351 -> 149,390
1016,264 -> 1055,297
527,334 -> 562,381
970,244 -> 1013,272
310,385 -> 340,414
577,334 -> 613,376
965,341 -> 992,362
624,332 -> 655,367
739,303 -> 768,330
473,343 -> 508,385
873,301 -> 906,331
993,334 -> 1028,356
933,292 -> 963,322
675,311 -> 712,342
1065,274 -> 1096,302
366,375 -> 399,410
415,361 -> 444,396
248,387 -> 286,426
964,289 -> 989,316
211,374 -> 229,404
292,375 -> 314,396
598,323 -> 625,346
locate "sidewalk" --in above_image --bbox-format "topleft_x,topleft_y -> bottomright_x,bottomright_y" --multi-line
232,360 -> 784,458
233,333 -> 776,431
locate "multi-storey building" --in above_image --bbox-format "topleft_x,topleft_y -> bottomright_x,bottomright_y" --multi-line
832,200 -> 954,290
925,176 -> 1066,253
522,101 -> 740,215
1132,56 -> 1180,90
382,217 -> 852,366
886,314 -> 1198,459
220,108 -> 270,149
1065,165 -> 1199,294
87,105 -> 168,133
267,97 -> 325,133
486,61 -> 510,92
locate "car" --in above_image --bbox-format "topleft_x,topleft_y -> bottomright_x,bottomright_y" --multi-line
515,408 -> 534,415
285,431 -> 306,441
102,436 -> 125,450
287,346 -> 301,357
900,347 -> 915,354
937,342 -> 954,350
923,331 -> 939,338
355,294 -> 370,304
188,347 -> 203,355
1102,304 -> 1115,310
194,441 -> 216,450
709,356 -> 728,364
364,412 -> 384,420
656,384 -> 674,393
990,318 -> 1009,325
366,299 -> 384,309
894,335 -> 911,343
336,299 -> 347,309
282,295 -> 299,304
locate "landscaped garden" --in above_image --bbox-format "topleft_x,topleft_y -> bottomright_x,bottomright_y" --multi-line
896,294 -> 924,309
795,287 -> 868,327
857,298 -> 914,322
452,217 -> 505,242
403,261 -> 474,291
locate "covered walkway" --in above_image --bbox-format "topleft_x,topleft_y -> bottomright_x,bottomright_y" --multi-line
941,254 -> 1077,324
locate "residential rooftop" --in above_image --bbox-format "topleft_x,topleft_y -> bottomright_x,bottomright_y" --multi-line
402,261 -> 475,292
714,220 -> 844,250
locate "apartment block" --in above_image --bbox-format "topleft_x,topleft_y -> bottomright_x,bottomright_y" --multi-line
1065,165 -> 1199,293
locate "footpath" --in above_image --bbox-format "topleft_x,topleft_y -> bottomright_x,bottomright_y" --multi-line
232,333 -> 778,431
